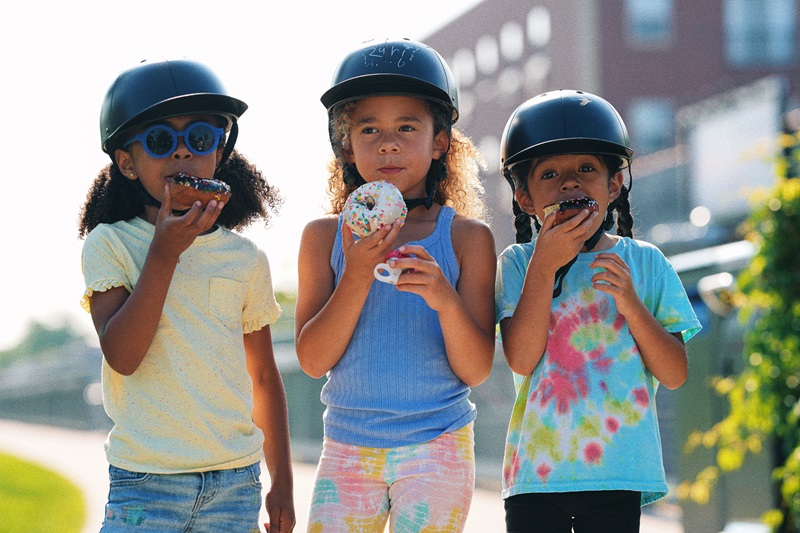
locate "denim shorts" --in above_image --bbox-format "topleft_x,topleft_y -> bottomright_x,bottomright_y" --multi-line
101,462 -> 262,533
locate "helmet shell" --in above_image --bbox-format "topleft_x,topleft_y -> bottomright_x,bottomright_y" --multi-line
500,90 -> 632,175
320,38 -> 459,122
100,58 -> 248,154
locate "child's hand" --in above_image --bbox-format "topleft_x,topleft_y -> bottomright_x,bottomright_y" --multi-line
589,252 -> 641,317
340,218 -> 402,282
150,185 -> 224,260
534,208 -> 599,272
390,244 -> 456,311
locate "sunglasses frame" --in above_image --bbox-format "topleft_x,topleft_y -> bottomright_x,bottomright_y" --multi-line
123,121 -> 226,159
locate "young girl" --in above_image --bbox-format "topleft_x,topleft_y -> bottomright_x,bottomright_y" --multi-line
295,38 -> 496,532
79,58 -> 295,533
495,90 -> 702,533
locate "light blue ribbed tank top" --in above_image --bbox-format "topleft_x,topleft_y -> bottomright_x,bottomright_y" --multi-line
322,205 -> 476,447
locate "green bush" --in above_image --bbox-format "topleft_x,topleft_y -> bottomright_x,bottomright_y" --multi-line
0,452 -> 85,533
680,177 -> 800,532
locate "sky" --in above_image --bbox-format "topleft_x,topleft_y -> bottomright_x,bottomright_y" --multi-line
0,0 -> 485,350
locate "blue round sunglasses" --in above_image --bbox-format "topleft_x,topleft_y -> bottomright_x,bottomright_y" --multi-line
123,121 -> 226,158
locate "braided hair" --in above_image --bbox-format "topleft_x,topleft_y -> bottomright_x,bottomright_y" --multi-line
506,155 -> 634,244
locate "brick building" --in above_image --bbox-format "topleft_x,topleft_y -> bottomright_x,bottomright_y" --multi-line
424,0 -> 800,253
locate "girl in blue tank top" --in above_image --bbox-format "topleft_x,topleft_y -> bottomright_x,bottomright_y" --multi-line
295,38 -> 497,532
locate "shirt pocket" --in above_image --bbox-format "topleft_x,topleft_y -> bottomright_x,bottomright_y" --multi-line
209,277 -> 244,329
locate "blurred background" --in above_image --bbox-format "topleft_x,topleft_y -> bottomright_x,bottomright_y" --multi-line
3,0 -> 800,532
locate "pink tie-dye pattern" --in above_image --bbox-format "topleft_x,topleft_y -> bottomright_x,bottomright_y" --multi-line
504,450 -> 522,486
535,300 -> 614,415
536,462 -> 553,483
632,387 -> 650,408
583,442 -> 603,464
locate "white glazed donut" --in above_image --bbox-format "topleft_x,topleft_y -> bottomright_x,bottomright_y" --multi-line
343,181 -> 408,238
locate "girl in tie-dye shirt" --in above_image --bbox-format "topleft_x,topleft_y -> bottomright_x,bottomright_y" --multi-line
495,90 -> 701,533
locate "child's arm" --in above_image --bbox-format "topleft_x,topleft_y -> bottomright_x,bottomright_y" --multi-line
500,211 -> 599,375
294,217 -> 402,378
392,217 -> 496,386
89,191 -> 223,375
590,252 -> 688,389
245,326 -> 295,533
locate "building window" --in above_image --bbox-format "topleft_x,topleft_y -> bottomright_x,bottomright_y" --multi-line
475,35 -> 499,75
724,0 -> 796,67
500,22 -> 525,62
527,6 -> 551,49
629,98 -> 675,155
452,48 -> 476,87
626,0 -> 674,45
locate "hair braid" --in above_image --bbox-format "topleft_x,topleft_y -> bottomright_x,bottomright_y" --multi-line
614,184 -> 634,238
513,198 -> 534,244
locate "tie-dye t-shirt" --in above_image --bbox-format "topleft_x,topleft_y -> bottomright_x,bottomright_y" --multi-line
495,237 -> 701,506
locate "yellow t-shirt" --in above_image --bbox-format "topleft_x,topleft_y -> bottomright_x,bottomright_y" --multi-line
81,217 -> 281,473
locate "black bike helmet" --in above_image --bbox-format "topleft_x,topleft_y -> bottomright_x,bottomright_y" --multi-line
100,58 -> 247,163
320,38 -> 458,122
500,89 -> 632,183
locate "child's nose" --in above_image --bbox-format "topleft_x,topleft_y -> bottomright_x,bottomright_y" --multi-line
172,136 -> 192,159
560,173 -> 581,190
378,134 -> 400,153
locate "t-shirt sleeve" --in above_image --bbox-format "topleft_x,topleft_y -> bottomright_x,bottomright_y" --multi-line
242,247 -> 282,334
80,226 -> 132,313
495,245 -> 529,324
650,253 -> 702,343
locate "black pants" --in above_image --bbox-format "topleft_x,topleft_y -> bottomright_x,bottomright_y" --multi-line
504,490 -> 641,533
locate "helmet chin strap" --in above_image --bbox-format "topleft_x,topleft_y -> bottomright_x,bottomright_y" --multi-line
404,158 -> 446,211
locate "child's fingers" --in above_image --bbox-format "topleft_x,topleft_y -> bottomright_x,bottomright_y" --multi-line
341,221 -> 356,247
376,219 -> 403,246
193,200 -> 223,229
158,185 -> 173,219
396,244 -> 431,261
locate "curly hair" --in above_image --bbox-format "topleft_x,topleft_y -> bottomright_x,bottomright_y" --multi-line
324,100 -> 487,220
78,150 -> 282,238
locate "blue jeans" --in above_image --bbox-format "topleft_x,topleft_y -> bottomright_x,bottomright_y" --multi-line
101,462 -> 262,533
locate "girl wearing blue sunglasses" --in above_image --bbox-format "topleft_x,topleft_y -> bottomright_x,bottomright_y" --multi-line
78,58 -> 295,533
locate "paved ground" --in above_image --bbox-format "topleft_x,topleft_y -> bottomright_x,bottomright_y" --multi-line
0,419 -> 682,532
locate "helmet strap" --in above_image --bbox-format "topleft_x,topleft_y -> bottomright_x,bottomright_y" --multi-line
405,127 -> 452,211
218,122 -> 238,169
405,158 -> 446,211
343,163 -> 366,187
549,210 -> 609,299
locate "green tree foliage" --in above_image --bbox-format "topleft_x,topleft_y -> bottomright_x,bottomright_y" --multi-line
0,320 -> 84,368
680,177 -> 800,532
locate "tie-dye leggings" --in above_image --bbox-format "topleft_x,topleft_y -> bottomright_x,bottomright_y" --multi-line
306,423 -> 475,533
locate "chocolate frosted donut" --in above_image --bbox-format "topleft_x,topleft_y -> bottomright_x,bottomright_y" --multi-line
167,173 -> 231,207
543,197 -> 599,225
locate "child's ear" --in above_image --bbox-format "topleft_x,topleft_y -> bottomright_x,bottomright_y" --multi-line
432,130 -> 449,160
514,188 -> 537,216
609,170 -> 624,201
115,149 -> 137,181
